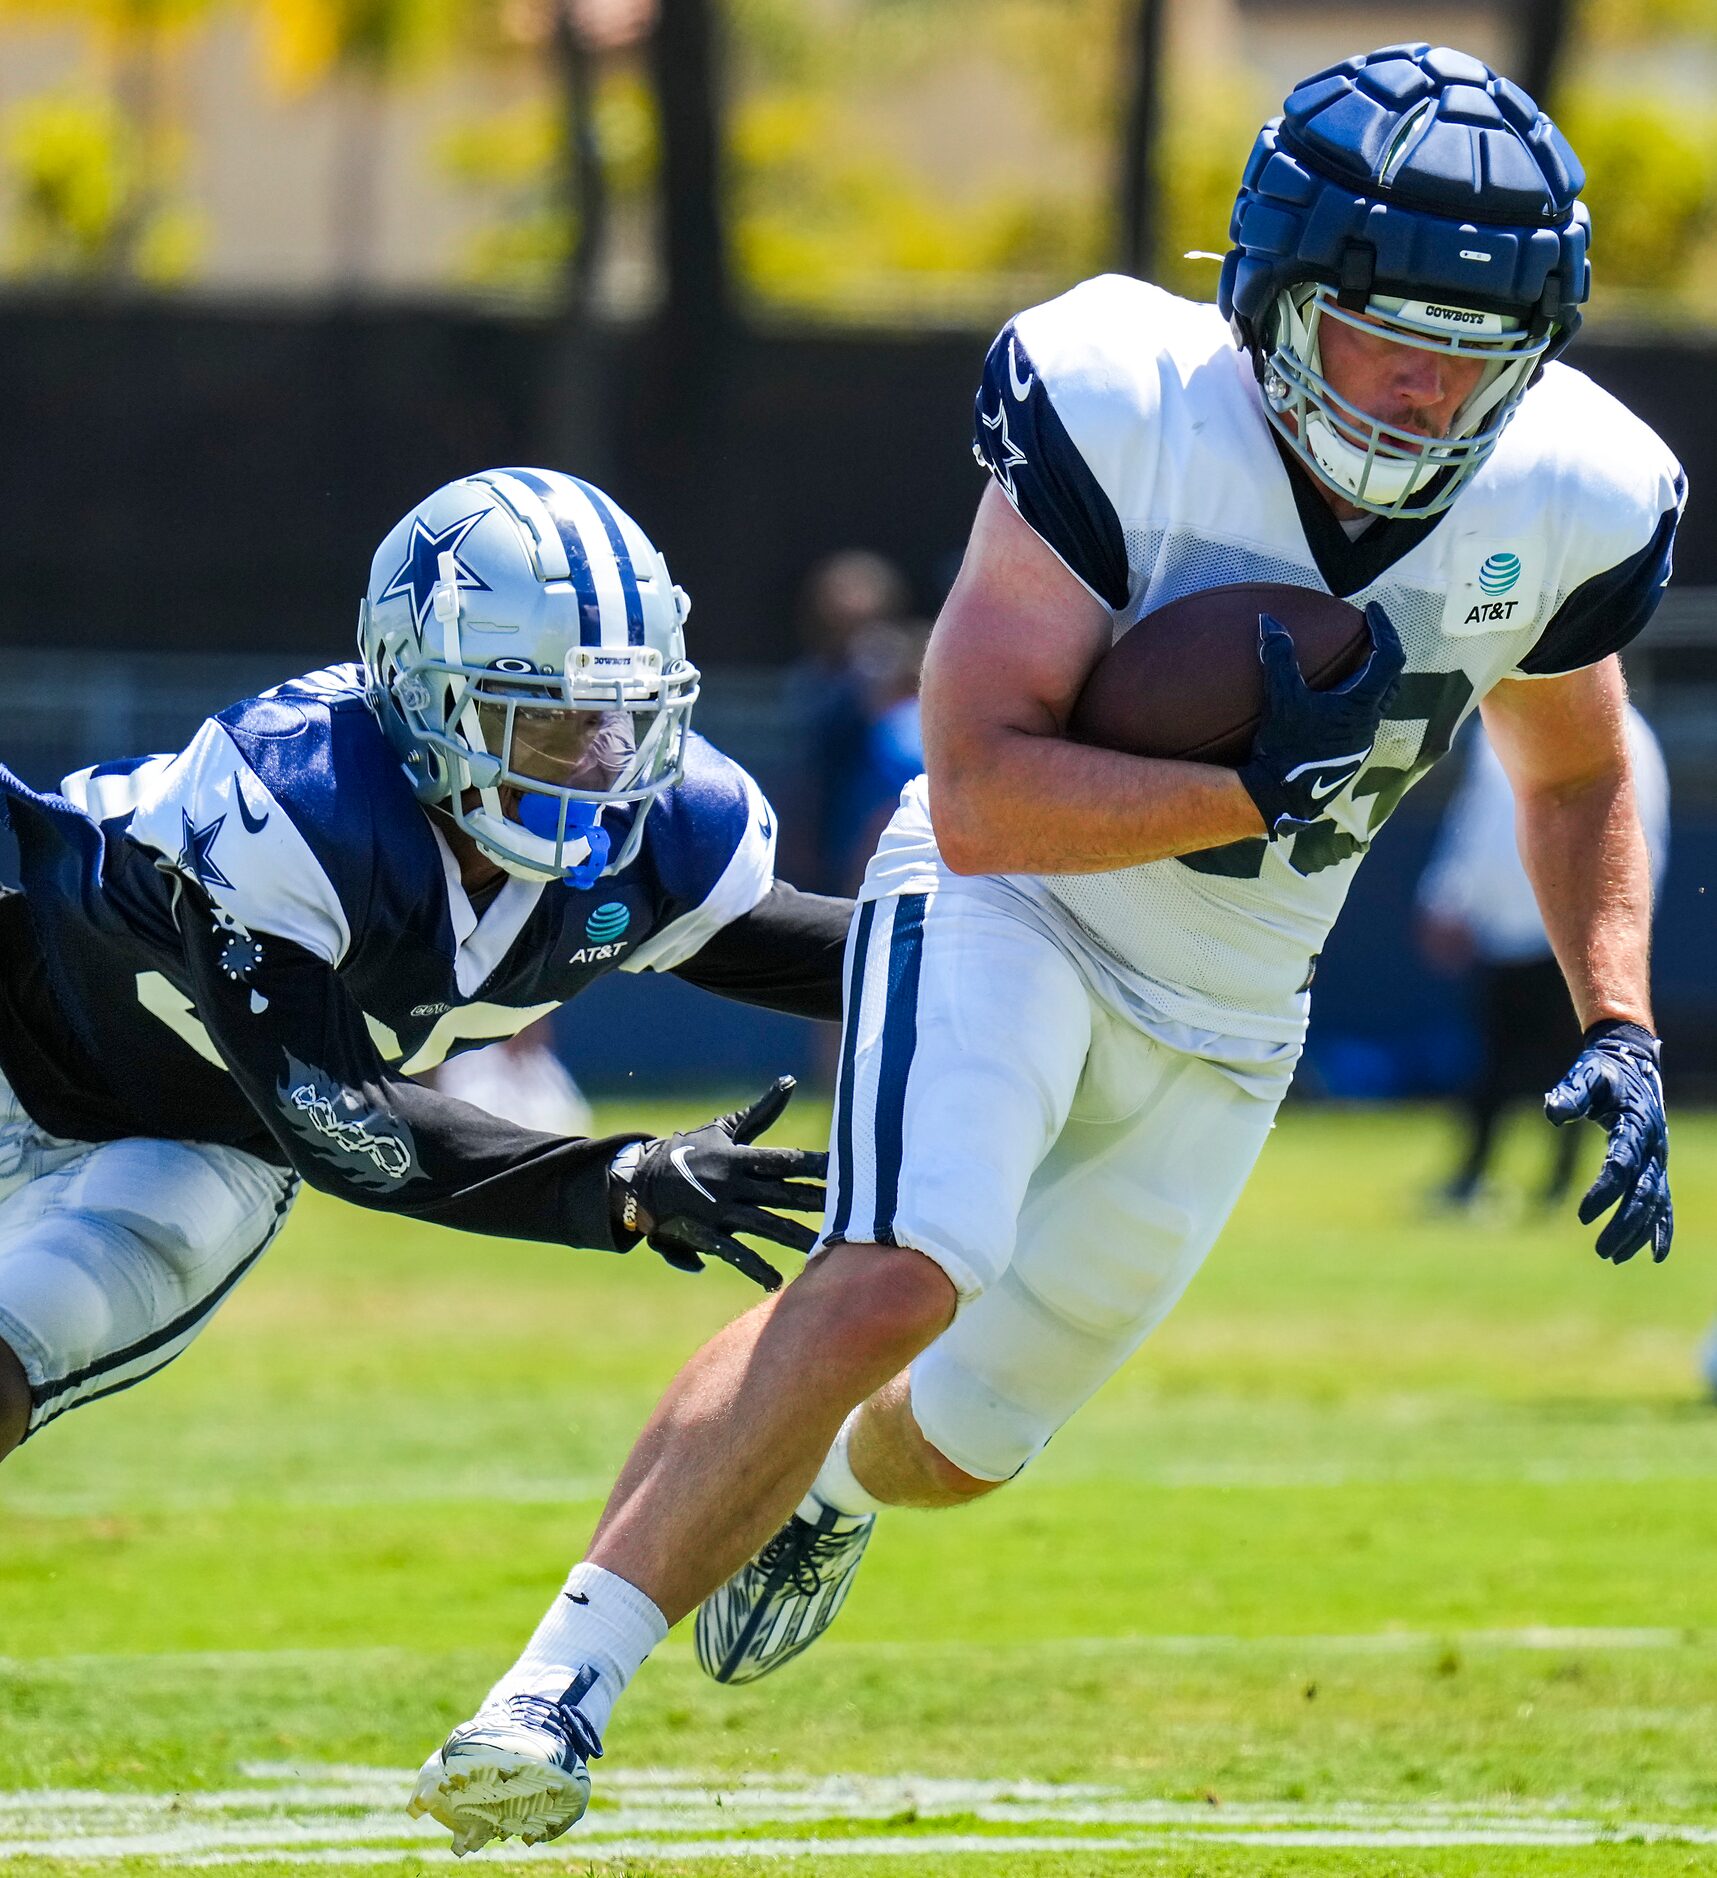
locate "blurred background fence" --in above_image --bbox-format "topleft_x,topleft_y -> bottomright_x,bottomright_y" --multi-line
1,0 -> 1713,1097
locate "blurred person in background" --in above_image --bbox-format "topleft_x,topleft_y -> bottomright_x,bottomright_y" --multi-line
786,550 -> 913,890
837,618 -> 933,891
1417,707 -> 1669,1210
432,1018 -> 594,1138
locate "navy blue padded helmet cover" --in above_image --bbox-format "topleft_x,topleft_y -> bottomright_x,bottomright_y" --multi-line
1221,44 -> 1590,355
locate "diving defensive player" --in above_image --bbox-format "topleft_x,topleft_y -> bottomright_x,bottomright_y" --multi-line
413,48 -> 1679,1854
0,468 -> 846,1455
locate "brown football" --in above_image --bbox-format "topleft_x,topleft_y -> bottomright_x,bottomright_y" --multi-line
1068,581 -> 1372,767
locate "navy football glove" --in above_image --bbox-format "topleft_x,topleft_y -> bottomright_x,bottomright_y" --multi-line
610,1077 -> 827,1291
1238,602 -> 1406,838
1545,1021 -> 1672,1264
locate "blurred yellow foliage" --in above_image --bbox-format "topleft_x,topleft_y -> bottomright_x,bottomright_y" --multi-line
133,199 -> 205,279
1560,86 -> 1717,298
3,0 -> 1715,320
0,0 -> 216,39
1580,0 -> 1717,39
731,91 -> 1097,321
1152,73 -> 1272,301
438,65 -> 658,297
2,88 -> 203,279
727,2 -> 1122,323
4,93 -> 127,266
257,0 -> 470,91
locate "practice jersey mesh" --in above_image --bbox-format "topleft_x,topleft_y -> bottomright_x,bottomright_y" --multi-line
947,274 -> 1684,1070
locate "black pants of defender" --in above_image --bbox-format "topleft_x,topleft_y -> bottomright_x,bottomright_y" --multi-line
1449,956 -> 1582,1203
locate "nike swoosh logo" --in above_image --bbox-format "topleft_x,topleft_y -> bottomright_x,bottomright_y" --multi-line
1007,338 -> 1034,401
1283,750 -> 1369,800
563,1591 -> 590,1605
234,781 -> 270,834
669,1143 -> 719,1206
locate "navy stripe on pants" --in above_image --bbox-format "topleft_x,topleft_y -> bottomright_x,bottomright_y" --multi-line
870,894 -> 928,1244
828,899 -> 877,1244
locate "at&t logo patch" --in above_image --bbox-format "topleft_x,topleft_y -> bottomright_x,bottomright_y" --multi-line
571,900 -> 632,965
1451,547 -> 1531,630
586,902 -> 630,943
1478,551 -> 1521,595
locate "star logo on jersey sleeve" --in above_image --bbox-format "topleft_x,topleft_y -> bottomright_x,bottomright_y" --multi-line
979,399 -> 1029,501
379,511 -> 493,629
178,808 -> 235,891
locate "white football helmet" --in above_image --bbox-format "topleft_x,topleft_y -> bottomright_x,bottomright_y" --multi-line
358,468 -> 698,885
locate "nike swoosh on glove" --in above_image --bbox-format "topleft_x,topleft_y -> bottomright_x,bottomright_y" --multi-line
611,1077 -> 828,1291
1545,1020 -> 1672,1264
1237,601 -> 1406,838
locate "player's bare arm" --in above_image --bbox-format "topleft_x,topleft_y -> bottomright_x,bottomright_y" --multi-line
1482,654 -> 1671,1265
1480,655 -> 1653,1031
921,483 -> 1267,873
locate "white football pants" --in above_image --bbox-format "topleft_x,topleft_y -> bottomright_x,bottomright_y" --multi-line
0,1066 -> 297,1442
819,873 -> 1281,1482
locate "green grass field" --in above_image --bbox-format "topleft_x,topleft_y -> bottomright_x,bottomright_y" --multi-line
4,1098 -> 1717,1877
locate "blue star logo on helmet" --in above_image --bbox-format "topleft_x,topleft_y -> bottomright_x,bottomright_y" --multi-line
1479,552 -> 1521,594
585,902 -> 630,944
380,510 -> 492,628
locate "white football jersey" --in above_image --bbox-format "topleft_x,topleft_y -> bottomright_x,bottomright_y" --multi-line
873,275 -> 1684,1088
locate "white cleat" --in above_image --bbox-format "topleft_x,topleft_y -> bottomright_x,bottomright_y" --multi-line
408,1687 -> 601,1856
695,1499 -> 875,1684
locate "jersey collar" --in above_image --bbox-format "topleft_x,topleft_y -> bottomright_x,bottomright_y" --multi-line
1272,430 -> 1452,597
427,817 -> 547,998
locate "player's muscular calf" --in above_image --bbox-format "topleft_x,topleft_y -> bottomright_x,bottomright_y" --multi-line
848,1370 -> 1002,1508
587,1241 -> 956,1625
0,1337 -> 31,1458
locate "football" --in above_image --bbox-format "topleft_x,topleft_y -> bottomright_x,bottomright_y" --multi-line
1067,581 -> 1373,767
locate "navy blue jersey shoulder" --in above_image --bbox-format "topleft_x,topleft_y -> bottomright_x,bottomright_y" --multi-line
1519,474 -> 1684,676
216,670 -> 446,946
635,731 -> 759,922
972,322 -> 1129,610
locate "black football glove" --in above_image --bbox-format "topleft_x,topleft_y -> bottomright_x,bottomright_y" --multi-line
610,1076 -> 827,1291
1238,601 -> 1406,838
1545,1020 -> 1672,1264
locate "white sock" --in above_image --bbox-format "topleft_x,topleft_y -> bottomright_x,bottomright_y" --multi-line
483,1561 -> 666,1743
803,1406 -> 887,1520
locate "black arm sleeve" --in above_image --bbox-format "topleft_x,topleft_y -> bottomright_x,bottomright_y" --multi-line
669,881 -> 854,1021
176,893 -> 638,1251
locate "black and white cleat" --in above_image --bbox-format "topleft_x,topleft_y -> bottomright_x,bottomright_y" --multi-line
695,1500 -> 875,1685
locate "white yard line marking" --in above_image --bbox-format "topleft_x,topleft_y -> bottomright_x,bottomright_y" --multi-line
14,1453 -> 1717,1518
12,1827 -> 1717,1864
0,1477 -> 616,1518
6,1767 -> 1717,1862
0,1624 -> 1696,1679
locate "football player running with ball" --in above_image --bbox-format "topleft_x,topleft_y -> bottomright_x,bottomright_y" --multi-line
0,469 -> 846,1458
415,48 -> 1679,1853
